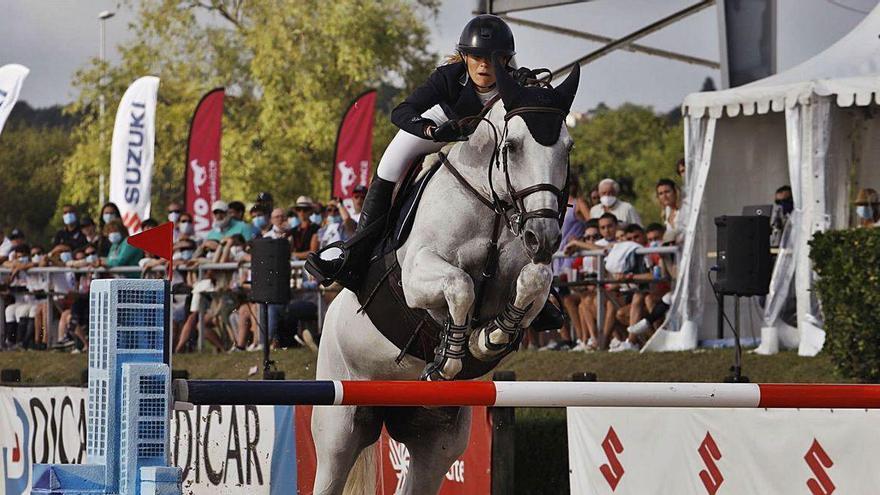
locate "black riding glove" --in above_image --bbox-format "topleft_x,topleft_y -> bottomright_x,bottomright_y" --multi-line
429,120 -> 468,143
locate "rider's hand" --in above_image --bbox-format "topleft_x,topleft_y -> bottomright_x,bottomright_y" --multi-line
430,120 -> 468,143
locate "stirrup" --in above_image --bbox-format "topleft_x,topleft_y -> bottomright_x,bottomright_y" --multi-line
421,319 -> 468,381
304,242 -> 348,287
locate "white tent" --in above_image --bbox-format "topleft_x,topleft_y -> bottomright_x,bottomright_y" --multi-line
645,6 -> 880,354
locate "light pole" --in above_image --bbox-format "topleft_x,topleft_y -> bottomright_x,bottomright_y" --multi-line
98,10 -> 115,207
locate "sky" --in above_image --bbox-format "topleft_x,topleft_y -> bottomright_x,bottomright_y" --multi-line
0,0 -> 877,114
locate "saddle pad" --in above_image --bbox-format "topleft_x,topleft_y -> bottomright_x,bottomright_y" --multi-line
376,158 -> 442,257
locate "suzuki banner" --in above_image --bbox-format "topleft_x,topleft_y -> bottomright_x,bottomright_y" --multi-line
568,407 -> 880,494
1,387 -> 295,495
332,90 -> 376,214
109,76 -> 160,234
184,88 -> 224,237
0,64 -> 29,137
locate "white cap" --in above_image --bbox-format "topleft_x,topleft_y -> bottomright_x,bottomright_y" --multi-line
211,200 -> 229,212
295,196 -> 314,208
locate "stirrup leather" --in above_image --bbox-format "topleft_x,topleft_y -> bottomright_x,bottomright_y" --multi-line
482,301 -> 530,352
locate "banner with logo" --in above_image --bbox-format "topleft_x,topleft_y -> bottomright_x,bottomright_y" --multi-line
0,64 -> 29,137
295,405 -> 492,494
1,387 -> 296,495
184,88 -> 224,237
568,407 -> 880,494
109,76 -> 160,234
332,90 -> 376,213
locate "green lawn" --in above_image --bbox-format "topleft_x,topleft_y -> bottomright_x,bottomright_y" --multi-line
0,346 -> 848,386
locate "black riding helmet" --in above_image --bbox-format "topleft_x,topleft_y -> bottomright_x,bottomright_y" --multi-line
456,14 -> 515,59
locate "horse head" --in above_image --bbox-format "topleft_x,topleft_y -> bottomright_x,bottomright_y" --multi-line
485,57 -> 580,264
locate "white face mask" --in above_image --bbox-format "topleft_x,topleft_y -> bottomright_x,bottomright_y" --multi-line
600,195 -> 617,208
168,211 -> 181,223
856,205 -> 873,220
231,246 -> 245,259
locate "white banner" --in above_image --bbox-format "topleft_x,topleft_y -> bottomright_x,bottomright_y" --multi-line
0,64 -> 29,137
1,387 -> 295,495
568,407 -> 880,494
109,76 -> 160,233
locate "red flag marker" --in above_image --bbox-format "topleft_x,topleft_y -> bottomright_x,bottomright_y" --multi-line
128,221 -> 174,279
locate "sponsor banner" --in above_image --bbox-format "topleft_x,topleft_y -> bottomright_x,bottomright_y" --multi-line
184,88 -> 224,237
332,90 -> 376,215
568,407 -> 880,494
295,405 -> 492,494
109,76 -> 160,234
1,388 -> 296,495
0,64 -> 29,137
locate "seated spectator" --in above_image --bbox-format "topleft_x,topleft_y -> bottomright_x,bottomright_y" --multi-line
318,201 -> 351,249
79,215 -> 102,249
263,208 -> 289,240
0,228 -> 25,263
255,191 -> 274,216
589,178 -> 641,227
175,239 -> 227,353
206,200 -> 254,242
561,220 -> 602,352
350,185 -> 367,224
98,220 -> 144,275
854,188 -> 880,228
249,204 -> 271,238
290,196 -> 319,260
228,200 -> 246,222
166,202 -> 183,241
98,202 -> 123,256
177,212 -> 196,241
53,205 -> 87,252
656,178 -> 681,244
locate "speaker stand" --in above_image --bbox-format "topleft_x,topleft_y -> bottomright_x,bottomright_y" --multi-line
718,293 -> 749,383
260,302 -> 284,380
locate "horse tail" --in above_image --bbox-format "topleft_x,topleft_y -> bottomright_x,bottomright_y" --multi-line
343,443 -> 378,495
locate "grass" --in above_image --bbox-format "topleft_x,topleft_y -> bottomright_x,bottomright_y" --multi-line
0,346 -> 848,386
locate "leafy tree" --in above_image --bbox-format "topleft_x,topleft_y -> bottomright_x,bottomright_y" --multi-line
568,103 -> 683,224
59,0 -> 436,216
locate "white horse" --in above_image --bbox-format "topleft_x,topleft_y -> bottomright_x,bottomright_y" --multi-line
312,63 -> 580,495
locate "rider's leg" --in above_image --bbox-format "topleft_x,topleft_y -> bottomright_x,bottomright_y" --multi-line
306,105 -> 448,287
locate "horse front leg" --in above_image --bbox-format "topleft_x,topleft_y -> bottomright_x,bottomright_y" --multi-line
470,262 -> 552,361
402,248 -> 474,381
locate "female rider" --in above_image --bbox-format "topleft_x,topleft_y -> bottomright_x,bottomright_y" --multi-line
306,14 -> 517,288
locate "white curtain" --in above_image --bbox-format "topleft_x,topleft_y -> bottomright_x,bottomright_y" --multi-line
643,115 -> 716,351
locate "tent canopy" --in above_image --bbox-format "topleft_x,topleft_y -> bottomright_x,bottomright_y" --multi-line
683,7 -> 880,118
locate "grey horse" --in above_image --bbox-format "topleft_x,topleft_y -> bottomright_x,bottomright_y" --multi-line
311,63 -> 580,495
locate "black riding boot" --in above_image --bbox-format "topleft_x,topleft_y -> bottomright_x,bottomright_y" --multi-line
305,177 -> 396,290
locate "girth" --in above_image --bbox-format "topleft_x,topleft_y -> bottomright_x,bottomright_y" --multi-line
356,251 -> 514,380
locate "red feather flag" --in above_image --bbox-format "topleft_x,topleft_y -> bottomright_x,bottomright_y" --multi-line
128,221 -> 174,278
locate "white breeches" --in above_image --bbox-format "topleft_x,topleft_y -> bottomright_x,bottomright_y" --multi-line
376,104 -> 449,182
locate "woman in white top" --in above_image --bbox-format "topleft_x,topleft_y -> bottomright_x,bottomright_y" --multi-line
656,178 -> 681,244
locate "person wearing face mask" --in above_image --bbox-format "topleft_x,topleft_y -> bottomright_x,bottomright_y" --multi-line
98,220 -> 143,275
97,202 -> 123,256
854,188 -> 880,228
176,212 -> 197,241
318,202 -> 349,249
249,204 -> 271,238
206,200 -> 254,242
263,208 -> 290,240
52,204 -> 87,252
291,196 -> 320,261
589,178 -> 641,227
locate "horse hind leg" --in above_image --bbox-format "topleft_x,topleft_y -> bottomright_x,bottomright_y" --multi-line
312,405 -> 383,495
471,262 -> 552,360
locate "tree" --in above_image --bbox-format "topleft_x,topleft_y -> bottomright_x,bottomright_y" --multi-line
568,104 -> 683,224
59,0 -> 436,217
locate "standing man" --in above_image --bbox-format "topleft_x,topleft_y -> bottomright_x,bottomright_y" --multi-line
589,179 -> 641,227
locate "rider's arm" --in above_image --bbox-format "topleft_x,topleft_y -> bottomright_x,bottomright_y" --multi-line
391,63 -> 460,139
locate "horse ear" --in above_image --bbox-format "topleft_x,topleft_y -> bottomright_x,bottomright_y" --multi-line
493,53 -> 521,107
555,63 -> 580,108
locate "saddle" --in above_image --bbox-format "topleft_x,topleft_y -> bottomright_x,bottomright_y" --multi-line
354,154 -> 517,380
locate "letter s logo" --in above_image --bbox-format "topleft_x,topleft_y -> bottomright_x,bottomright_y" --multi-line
698,432 -> 724,495
805,439 -> 835,495
599,426 -> 625,491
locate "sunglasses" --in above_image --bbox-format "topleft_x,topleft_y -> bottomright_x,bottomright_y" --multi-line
584,234 -> 601,241
168,209 -> 182,214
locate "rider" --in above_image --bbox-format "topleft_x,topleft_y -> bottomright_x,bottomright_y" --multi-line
306,14 -> 517,288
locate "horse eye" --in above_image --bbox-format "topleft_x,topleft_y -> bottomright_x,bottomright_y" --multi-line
504,141 -> 518,152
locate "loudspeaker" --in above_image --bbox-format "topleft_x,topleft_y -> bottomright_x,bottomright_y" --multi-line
250,238 -> 291,304
714,215 -> 771,296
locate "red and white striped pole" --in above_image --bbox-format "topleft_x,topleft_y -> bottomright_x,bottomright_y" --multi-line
175,380 -> 880,409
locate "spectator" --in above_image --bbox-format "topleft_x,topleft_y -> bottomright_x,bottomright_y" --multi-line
770,185 -> 793,246
256,191 -> 274,215
318,201 -> 350,249
290,196 -> 319,260
677,157 -> 686,179
98,220 -> 143,273
350,185 -> 367,223
228,201 -> 246,222
3,245 -> 38,349
52,205 -> 87,252
0,228 -> 25,263
167,202 -> 183,241
98,202 -> 123,256
588,186 -> 600,208
249,204 -> 271,238
263,208 -> 289,240
656,178 -> 681,244
142,218 -> 159,230
854,188 -> 880,228
177,212 -> 196,241
206,200 -> 254,242
589,179 -> 641,226
79,215 -> 102,248
563,220 -> 602,352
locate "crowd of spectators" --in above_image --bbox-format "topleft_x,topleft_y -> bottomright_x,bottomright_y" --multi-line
0,188 -> 368,356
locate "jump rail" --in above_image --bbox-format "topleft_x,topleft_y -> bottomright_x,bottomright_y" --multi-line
173,379 -> 880,409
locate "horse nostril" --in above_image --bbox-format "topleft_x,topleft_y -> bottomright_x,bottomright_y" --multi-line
523,230 -> 540,254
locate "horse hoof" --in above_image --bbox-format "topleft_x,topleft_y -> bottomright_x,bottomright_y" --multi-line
468,328 -> 507,362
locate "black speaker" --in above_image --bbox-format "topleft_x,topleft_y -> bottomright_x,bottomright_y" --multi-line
714,215 -> 771,296
250,238 -> 291,304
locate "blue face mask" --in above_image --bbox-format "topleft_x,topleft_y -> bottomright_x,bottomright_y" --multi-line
252,216 -> 267,229
288,216 -> 300,229
309,213 -> 322,224
108,232 -> 123,244
329,215 -> 342,224
62,212 -> 77,225
102,213 -> 116,224
856,205 -> 874,220
86,254 -> 98,263
180,250 -> 193,261
59,251 -> 73,263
